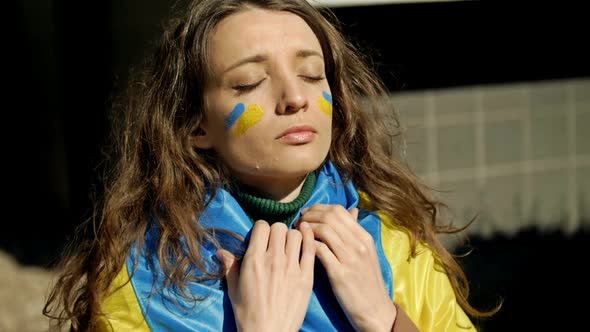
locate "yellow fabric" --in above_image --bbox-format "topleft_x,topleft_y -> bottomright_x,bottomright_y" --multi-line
96,191 -> 474,331
97,262 -> 151,332
358,191 -> 476,332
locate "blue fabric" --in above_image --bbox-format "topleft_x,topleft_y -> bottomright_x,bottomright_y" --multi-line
127,161 -> 393,331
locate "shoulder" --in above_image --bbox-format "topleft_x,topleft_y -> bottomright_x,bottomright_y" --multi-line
357,190 -> 420,264
372,208 -> 439,291
358,189 -> 444,275
97,262 -> 151,331
378,212 -> 476,331
358,190 -> 477,331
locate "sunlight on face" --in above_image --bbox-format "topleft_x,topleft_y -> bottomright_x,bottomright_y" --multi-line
198,8 -> 332,186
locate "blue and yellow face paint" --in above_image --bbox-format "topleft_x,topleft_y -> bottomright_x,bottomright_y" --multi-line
225,103 -> 264,137
318,91 -> 332,117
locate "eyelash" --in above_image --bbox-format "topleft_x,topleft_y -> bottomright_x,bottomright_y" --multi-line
233,79 -> 265,93
301,75 -> 325,83
232,76 -> 325,94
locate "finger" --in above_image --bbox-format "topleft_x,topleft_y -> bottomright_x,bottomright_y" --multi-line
301,207 -> 366,246
216,249 -> 240,298
295,204 -> 350,228
299,210 -> 357,251
314,240 -> 339,272
304,222 -> 348,261
300,210 -> 354,227
298,222 -> 316,274
301,204 -> 333,213
345,207 -> 373,243
285,229 -> 303,263
302,205 -> 355,225
268,222 -> 288,256
247,220 -> 271,254
303,204 -> 355,216
346,207 -> 376,246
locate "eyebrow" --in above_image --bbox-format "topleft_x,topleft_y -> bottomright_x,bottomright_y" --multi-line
223,49 -> 324,74
295,49 -> 323,60
224,55 -> 267,74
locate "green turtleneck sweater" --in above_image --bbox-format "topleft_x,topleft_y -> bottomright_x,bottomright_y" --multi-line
232,172 -> 317,225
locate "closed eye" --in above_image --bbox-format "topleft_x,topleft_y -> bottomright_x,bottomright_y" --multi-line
300,75 -> 325,83
233,78 -> 266,93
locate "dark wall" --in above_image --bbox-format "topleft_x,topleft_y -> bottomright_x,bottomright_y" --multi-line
6,1 -> 589,330
6,0 -> 177,266
327,1 -> 590,91
459,228 -> 589,331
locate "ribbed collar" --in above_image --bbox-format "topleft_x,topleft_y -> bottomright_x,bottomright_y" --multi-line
231,171 -> 317,225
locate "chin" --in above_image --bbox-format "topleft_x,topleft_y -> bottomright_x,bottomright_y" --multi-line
267,159 -> 320,176
281,149 -> 327,170
227,143 -> 330,179
261,154 -> 326,179
283,161 -> 321,175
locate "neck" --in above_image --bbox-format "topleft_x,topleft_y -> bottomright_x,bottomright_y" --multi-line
233,174 -> 308,203
231,171 -> 318,225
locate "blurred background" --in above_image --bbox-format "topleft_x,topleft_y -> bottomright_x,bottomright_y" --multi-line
3,0 -> 589,331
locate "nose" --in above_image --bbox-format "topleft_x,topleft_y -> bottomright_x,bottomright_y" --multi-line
276,75 -> 308,115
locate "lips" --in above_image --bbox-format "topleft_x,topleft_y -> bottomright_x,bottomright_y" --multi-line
276,125 -> 317,139
275,125 -> 317,144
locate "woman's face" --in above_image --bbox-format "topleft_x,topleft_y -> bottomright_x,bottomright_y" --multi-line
197,8 -> 332,185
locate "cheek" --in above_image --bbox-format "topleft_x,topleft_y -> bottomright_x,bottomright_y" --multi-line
224,103 -> 245,131
224,103 -> 265,137
318,90 -> 333,117
234,104 -> 264,137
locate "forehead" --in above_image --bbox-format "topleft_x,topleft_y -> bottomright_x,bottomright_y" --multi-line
209,8 -> 323,69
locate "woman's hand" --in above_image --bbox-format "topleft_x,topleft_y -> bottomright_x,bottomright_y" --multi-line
217,220 -> 316,332
296,204 -> 396,332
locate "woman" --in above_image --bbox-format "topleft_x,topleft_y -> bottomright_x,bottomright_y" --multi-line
44,0 -> 495,331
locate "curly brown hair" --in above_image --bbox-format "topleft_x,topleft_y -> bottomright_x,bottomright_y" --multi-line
44,0 -> 496,330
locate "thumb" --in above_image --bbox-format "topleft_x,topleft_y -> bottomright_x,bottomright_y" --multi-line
216,249 -> 239,293
350,207 -> 359,220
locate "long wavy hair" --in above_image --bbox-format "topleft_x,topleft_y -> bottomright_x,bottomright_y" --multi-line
44,0 -> 496,330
